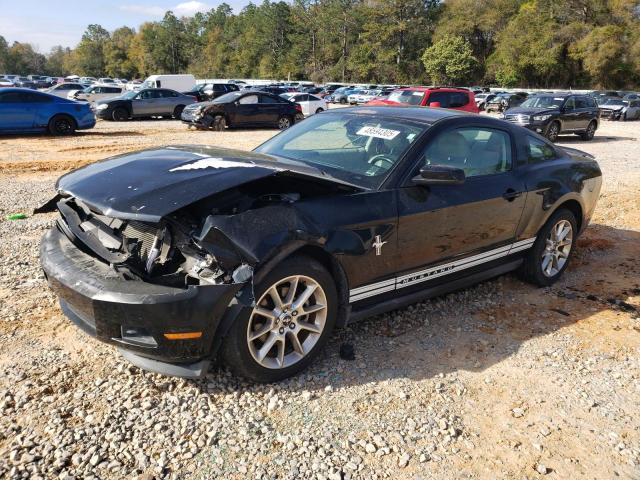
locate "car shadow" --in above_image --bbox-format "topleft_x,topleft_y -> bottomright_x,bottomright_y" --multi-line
557,134 -> 636,144
0,130 -> 142,139
198,223 -> 639,393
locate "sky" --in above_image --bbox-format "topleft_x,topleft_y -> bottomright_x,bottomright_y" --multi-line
0,0 -> 252,52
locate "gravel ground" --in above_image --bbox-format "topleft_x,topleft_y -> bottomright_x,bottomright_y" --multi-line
0,117 -> 639,480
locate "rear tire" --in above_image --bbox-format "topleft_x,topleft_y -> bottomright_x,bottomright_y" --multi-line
221,255 -> 337,383
48,115 -> 76,135
519,208 -> 577,287
112,107 -> 129,121
315,107 -> 324,114
173,105 -> 185,119
579,120 -> 596,141
277,115 -> 292,130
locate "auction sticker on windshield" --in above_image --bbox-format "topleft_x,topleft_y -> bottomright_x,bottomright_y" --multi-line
357,126 -> 400,140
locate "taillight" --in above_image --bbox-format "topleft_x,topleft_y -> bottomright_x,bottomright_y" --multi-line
295,104 -> 302,113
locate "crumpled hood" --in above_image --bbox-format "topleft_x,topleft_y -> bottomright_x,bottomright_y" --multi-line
56,146 -> 288,222
599,104 -> 624,111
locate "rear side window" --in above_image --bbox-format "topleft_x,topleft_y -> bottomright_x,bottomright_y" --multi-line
239,94 -> 258,104
426,91 -> 450,107
421,127 -> 512,177
23,92 -> 52,103
526,136 -> 557,164
449,92 -> 469,108
575,97 -> 590,108
260,95 -> 279,104
0,92 -> 24,102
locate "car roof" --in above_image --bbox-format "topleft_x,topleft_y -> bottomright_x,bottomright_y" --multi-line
396,86 -> 469,93
325,105 -> 466,123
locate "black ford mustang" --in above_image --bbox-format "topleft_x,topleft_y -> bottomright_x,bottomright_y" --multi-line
39,106 -> 602,382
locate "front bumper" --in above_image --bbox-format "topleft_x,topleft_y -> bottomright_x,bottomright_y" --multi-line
40,227 -> 245,376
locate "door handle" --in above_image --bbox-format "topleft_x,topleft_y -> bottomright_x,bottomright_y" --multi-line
502,188 -> 522,201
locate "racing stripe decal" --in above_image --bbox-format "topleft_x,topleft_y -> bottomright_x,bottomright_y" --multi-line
349,237 -> 536,303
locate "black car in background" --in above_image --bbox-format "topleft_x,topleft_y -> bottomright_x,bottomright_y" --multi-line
41,106 -> 602,381
13,77 -> 38,89
181,91 -> 302,130
183,83 -> 239,102
503,93 -> 599,141
485,92 -> 528,113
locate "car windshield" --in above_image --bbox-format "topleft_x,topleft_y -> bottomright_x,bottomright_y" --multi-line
520,96 -> 564,108
212,91 -> 244,103
254,112 -> 427,189
603,99 -> 624,106
386,90 -> 425,105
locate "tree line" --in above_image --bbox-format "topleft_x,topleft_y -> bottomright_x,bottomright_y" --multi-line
1,0 -> 639,88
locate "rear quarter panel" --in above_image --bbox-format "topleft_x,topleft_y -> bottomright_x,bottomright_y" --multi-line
515,156 -> 602,238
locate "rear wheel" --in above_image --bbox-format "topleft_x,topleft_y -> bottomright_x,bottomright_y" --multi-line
212,115 -> 226,131
579,120 -> 596,141
519,209 -> 577,286
315,107 -> 324,114
277,115 -> 292,130
48,115 -> 76,135
222,255 -> 337,382
545,121 -> 560,142
112,107 -> 129,121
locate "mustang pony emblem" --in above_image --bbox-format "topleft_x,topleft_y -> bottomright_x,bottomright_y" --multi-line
372,235 -> 386,256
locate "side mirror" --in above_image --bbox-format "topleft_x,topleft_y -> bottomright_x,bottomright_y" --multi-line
429,101 -> 441,108
412,165 -> 465,186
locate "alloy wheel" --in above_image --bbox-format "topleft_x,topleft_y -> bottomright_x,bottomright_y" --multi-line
541,219 -> 573,277
278,116 -> 291,129
547,123 -> 559,142
586,122 -> 595,138
247,275 -> 327,369
54,118 -> 72,134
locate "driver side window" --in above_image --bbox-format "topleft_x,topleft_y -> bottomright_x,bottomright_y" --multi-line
420,127 -> 512,177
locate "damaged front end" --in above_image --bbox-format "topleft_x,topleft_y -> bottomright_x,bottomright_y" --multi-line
40,196 -> 259,378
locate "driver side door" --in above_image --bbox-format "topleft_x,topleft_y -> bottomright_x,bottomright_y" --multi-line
395,124 -> 527,288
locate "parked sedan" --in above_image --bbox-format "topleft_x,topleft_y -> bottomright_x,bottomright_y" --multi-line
599,98 -> 640,121
181,91 -> 302,130
0,88 -> 95,135
40,106 -> 601,382
95,88 -> 197,121
280,92 -> 327,116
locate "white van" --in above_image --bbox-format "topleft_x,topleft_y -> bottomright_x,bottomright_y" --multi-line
67,84 -> 125,103
142,74 -> 195,92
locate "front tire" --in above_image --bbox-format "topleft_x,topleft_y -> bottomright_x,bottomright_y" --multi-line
519,209 -> 577,286
315,107 -> 324,114
545,121 -> 560,142
173,105 -> 185,119
221,255 -> 337,383
112,107 -> 129,121
48,115 -> 76,135
212,115 -> 226,131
